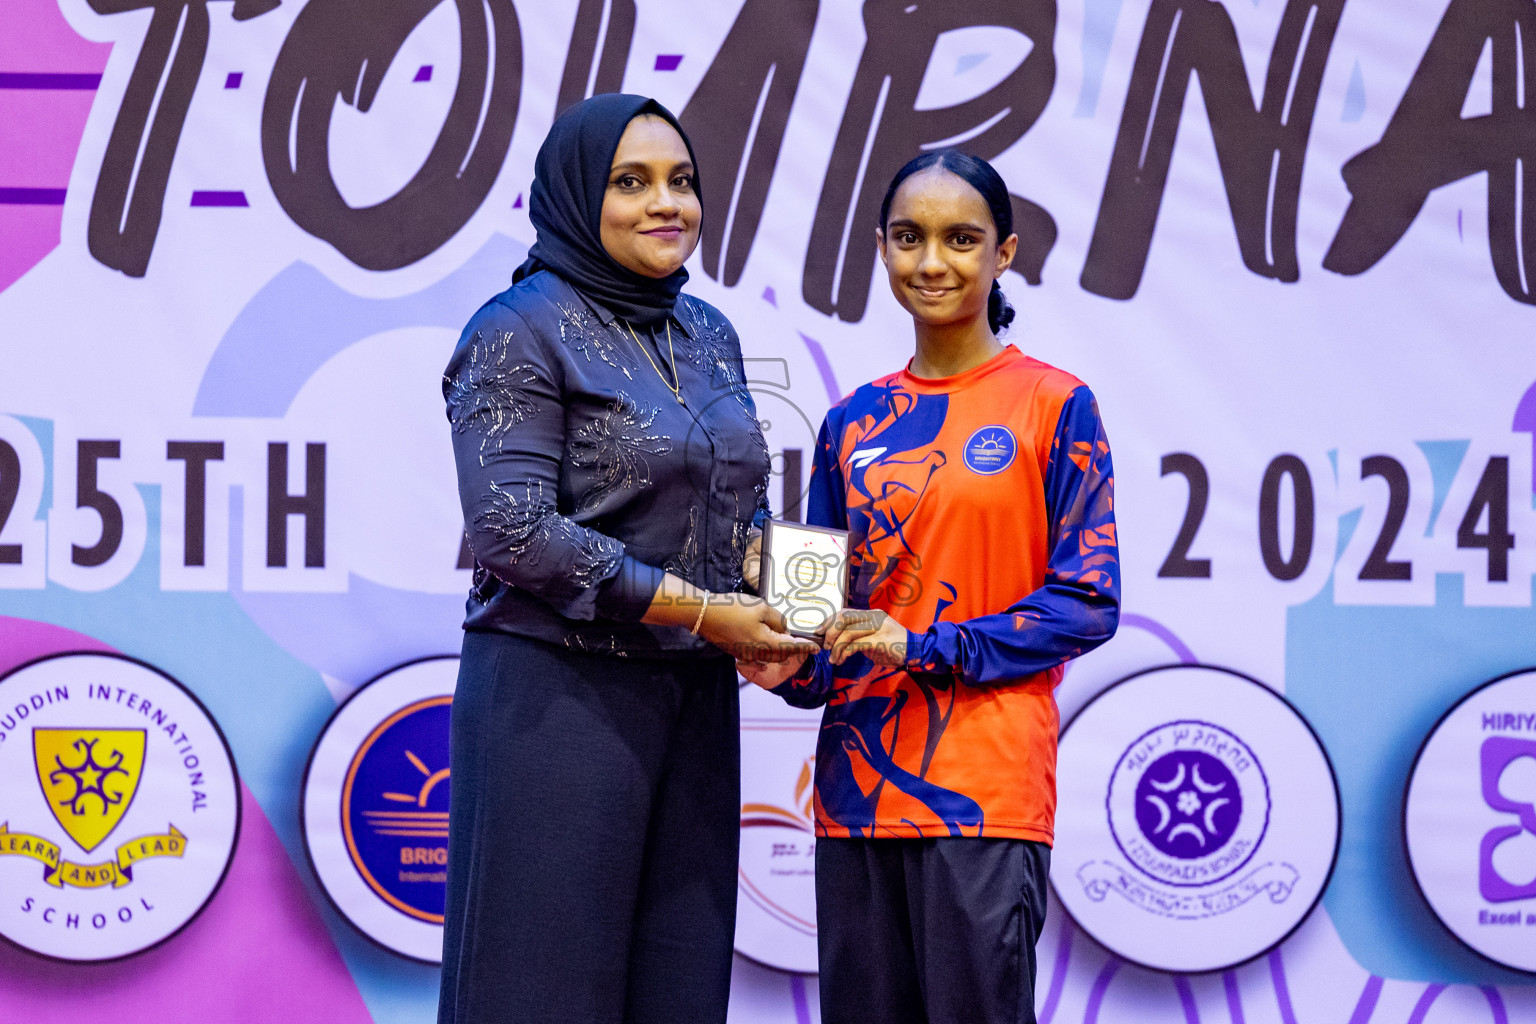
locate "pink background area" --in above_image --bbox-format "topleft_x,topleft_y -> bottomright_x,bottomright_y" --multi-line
0,0 -> 111,70
0,617 -> 374,1024
0,0 -> 110,292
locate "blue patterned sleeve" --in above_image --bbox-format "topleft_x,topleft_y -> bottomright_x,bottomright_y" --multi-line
905,386 -> 1120,685
770,411 -> 847,708
445,300 -> 665,621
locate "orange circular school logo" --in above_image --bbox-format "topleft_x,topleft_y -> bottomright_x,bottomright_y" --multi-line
302,657 -> 457,963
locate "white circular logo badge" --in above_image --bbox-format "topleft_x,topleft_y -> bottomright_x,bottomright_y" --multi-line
302,657 -> 457,963
0,652 -> 240,962
1053,665 -> 1338,973
735,698 -> 820,973
1405,667 -> 1536,973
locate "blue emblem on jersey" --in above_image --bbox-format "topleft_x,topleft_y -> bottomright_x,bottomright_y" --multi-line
343,697 -> 452,922
963,426 -> 1017,475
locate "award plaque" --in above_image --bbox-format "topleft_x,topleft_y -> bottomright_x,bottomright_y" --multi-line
761,519 -> 850,638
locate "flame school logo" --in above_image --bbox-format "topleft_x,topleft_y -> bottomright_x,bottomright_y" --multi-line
735,701 -> 821,973
0,653 -> 240,962
303,657 -> 458,963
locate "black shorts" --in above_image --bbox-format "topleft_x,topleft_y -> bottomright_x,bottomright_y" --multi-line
816,836 -> 1052,1024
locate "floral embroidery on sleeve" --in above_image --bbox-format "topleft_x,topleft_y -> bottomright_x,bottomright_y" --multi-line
474,479 -> 623,587
568,391 -> 674,512
444,330 -> 541,461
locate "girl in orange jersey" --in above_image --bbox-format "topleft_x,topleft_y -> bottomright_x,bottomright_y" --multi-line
741,151 -> 1120,1024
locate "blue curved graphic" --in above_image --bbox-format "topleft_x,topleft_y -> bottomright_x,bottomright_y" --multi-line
194,234 -> 527,417
194,234 -> 530,685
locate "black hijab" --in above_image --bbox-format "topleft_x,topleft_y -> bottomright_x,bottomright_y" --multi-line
514,94 -> 701,327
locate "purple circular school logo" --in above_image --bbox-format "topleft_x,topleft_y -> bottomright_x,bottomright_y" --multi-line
1054,666 -> 1340,973
1107,720 -> 1270,888
1133,750 -> 1243,859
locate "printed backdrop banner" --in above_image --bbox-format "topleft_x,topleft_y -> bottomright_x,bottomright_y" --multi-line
2,0 -> 1535,1020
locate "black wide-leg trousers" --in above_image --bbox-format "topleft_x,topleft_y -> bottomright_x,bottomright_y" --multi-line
437,631 -> 740,1024
816,836 -> 1052,1024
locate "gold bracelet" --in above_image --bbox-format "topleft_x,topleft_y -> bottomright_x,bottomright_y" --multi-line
690,592 -> 711,635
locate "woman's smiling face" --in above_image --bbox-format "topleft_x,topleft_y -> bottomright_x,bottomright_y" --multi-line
877,167 -> 1015,329
599,115 -> 702,280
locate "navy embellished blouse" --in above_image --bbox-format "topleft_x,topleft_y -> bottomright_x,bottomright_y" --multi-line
444,268 -> 771,657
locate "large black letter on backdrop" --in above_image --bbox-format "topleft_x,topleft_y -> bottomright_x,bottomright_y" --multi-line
1158,453 -> 1212,578
168,440 -> 224,567
1324,0 -> 1536,306
0,440 -> 23,565
804,0 -> 1058,323
555,0 -> 635,116
86,0 -> 277,277
267,442 -> 325,568
73,441 -> 125,568
1081,0 -> 1344,299
1259,454 -> 1314,581
680,0 -> 817,287
261,0 -> 521,271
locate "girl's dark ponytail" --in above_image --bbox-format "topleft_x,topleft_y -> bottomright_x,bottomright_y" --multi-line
878,149 -> 1018,336
987,280 -> 1015,335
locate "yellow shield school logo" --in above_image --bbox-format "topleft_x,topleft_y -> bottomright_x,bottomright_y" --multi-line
0,654 -> 239,962
33,729 -> 146,854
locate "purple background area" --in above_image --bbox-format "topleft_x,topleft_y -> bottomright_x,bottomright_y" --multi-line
189,190 -> 249,208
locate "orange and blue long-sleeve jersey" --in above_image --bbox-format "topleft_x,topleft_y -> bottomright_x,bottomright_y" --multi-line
772,344 -> 1119,843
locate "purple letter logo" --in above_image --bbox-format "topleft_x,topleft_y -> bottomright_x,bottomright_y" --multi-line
1479,736 -> 1536,903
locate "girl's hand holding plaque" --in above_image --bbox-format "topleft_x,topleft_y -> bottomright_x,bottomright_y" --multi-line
760,519 -> 850,639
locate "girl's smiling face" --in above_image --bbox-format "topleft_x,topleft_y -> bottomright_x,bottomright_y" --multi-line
876,167 -> 1017,329
599,115 -> 701,279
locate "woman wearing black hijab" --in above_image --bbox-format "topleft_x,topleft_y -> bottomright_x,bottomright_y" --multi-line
437,95 -> 810,1024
